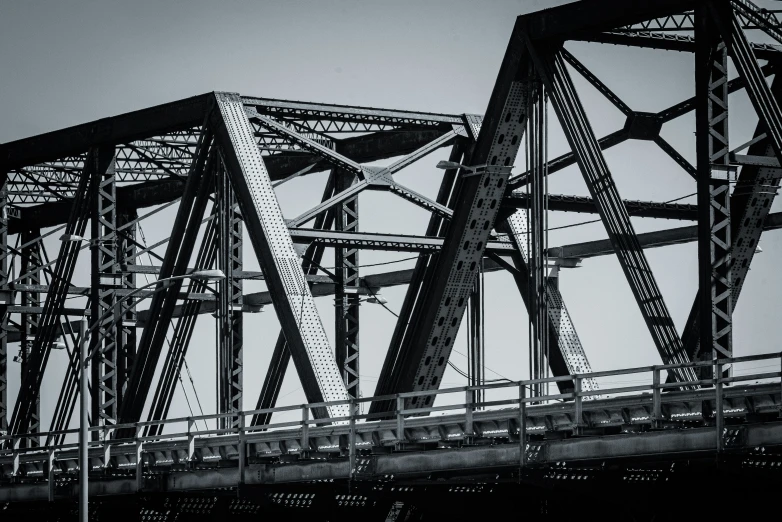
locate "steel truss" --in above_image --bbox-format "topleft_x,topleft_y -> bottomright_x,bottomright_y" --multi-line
1,4 -> 782,487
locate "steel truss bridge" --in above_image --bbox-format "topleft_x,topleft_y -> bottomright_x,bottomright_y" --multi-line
2,0 -> 782,519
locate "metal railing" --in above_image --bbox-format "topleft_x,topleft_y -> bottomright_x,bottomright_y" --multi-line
2,351 -> 781,484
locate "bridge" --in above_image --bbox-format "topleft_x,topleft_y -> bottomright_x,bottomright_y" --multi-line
2,0 -> 782,520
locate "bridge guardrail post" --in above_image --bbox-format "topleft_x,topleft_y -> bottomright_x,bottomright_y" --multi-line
715,360 -> 724,452
135,438 -> 144,492
301,405 -> 310,455
187,418 -> 195,464
348,399 -> 356,480
12,436 -> 19,478
102,426 -> 112,469
47,447 -> 56,502
574,376 -> 583,435
652,367 -> 662,428
519,384 -> 526,469
396,396 -> 405,447
465,390 -> 474,442
238,413 -> 246,485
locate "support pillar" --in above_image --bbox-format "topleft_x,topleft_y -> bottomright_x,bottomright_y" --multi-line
0,173 -> 8,437
90,146 -> 119,435
696,5 -> 732,368
217,163 -> 243,428
20,229 -> 42,446
117,210 -> 137,408
468,266 -> 484,406
335,169 -> 360,403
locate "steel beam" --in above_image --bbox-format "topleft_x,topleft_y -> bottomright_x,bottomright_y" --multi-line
0,94 -> 210,172
695,4 -> 732,366
378,143 -> 464,400
334,170 -> 360,402
212,92 -> 348,418
503,192 -> 697,219
371,66 -> 525,411
90,146 -> 120,433
19,229 -> 42,446
145,213 -> 219,435
8,147 -> 98,441
0,172 -> 7,436
252,172 -> 337,427
117,125 -> 216,432
527,43 -> 694,382
549,211 -> 782,259
217,164 -> 243,428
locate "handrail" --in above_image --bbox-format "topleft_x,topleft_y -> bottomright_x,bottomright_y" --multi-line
2,351 -> 781,464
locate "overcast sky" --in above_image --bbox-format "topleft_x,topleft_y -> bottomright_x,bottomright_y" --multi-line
2,0 -> 781,430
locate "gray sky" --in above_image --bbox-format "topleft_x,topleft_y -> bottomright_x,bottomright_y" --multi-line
2,0 -> 781,429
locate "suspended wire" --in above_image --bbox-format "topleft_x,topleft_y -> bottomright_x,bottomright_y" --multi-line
305,254 -> 420,272
137,221 -> 208,428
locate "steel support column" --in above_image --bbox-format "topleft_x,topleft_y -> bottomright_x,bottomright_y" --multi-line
19,229 -> 42,446
696,4 -> 732,366
117,210 -> 137,406
468,266 -> 484,405
0,173 -> 8,436
217,163 -> 243,428
117,125 -> 216,431
90,146 -> 120,432
9,147 -> 98,440
334,169 -> 360,402
527,43 -> 695,383
212,92 -> 349,418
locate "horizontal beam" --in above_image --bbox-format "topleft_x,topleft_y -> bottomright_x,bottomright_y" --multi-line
523,0 -> 697,41
135,257 -> 508,324
288,229 -> 514,253
0,94 -> 211,171
11,130 -> 450,234
548,211 -> 782,259
503,193 -> 697,220
242,97 -> 462,126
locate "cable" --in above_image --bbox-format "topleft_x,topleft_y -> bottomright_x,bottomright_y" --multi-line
137,221 -> 208,429
306,255 -> 420,272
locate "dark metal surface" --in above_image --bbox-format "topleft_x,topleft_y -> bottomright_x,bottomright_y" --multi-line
3,2 -> 782,511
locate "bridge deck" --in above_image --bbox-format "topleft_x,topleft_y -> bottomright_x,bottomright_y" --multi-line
1,353 -> 781,502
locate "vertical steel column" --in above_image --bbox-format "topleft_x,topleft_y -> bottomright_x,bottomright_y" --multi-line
19,229 -> 42,446
696,5 -> 732,366
90,146 -> 119,433
9,147 -> 98,440
217,164 -> 243,428
117,210 -> 137,408
334,169 -> 360,403
0,172 -> 7,436
468,266 -> 484,406
527,78 -> 549,396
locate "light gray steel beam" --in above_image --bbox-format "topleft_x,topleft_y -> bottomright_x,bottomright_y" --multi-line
212,92 -> 349,418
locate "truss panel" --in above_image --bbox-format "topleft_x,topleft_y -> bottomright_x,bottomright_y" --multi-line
212,92 -> 349,418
